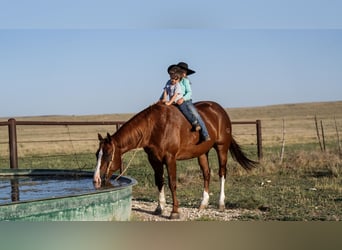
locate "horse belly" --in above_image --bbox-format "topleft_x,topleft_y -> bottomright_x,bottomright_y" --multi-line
176,146 -> 209,160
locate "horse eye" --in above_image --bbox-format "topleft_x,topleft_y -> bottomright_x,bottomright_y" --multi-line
103,153 -> 111,161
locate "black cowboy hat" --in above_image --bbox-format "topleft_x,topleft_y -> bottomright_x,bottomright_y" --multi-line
167,62 -> 196,75
177,62 -> 196,75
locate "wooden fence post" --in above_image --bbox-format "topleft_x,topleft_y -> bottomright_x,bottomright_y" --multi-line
320,120 -> 326,152
8,118 -> 18,169
314,115 -> 323,151
280,118 -> 286,163
335,117 -> 341,156
256,120 -> 263,160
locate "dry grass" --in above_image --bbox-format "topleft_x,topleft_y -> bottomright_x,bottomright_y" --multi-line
228,101 -> 342,148
0,115 -> 132,157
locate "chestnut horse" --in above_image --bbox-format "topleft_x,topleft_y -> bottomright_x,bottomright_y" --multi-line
93,101 -> 257,219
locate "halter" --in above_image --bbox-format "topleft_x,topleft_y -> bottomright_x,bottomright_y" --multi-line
105,141 -> 115,178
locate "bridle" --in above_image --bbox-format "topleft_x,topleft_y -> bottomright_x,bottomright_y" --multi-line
105,141 -> 116,178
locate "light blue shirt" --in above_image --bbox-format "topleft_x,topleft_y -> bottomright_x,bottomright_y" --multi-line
179,77 -> 192,101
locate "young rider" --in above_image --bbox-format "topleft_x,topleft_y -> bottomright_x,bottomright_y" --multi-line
162,62 -> 210,142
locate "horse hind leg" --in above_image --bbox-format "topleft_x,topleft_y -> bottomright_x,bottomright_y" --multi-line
218,176 -> 226,212
165,157 -> 180,220
198,153 -> 210,210
216,145 -> 228,212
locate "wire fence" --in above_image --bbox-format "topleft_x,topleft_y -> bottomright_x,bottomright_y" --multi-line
0,119 -> 262,170
1,114 -> 341,170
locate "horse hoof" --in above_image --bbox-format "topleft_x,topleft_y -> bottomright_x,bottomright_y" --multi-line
199,204 -> 207,210
219,205 -> 225,212
153,206 -> 163,215
169,212 -> 180,220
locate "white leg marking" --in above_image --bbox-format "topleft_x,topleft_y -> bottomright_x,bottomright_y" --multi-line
154,186 -> 166,215
200,191 -> 210,208
158,186 -> 166,210
93,149 -> 103,183
219,177 -> 226,208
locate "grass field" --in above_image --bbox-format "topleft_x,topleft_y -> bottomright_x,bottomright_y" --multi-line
0,101 -> 341,220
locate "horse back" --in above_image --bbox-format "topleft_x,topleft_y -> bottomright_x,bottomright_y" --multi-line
148,101 -> 232,160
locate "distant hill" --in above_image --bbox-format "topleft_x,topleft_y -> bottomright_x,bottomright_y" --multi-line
1,100 -> 341,122
226,101 -> 342,121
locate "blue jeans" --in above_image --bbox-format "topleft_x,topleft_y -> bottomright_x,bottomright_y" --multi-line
178,100 -> 209,138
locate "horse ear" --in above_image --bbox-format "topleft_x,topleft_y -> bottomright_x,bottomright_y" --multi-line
107,133 -> 112,142
98,133 -> 103,141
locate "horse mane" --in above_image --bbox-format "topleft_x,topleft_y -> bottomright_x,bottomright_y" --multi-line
113,102 -> 165,149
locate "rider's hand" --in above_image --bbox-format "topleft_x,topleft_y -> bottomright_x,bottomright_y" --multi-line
176,98 -> 184,105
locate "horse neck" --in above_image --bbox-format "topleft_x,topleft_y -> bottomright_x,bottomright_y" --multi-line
113,117 -> 150,153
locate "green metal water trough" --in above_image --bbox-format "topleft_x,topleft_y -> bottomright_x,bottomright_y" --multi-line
0,169 -> 137,221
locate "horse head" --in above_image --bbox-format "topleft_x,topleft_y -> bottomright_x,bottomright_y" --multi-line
93,133 -> 121,187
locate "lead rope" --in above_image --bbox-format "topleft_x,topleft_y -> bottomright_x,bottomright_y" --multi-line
114,149 -> 138,181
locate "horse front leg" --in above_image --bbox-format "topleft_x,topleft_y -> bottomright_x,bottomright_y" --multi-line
165,157 -> 180,219
147,152 -> 165,215
198,153 -> 210,210
153,166 -> 166,215
155,186 -> 166,215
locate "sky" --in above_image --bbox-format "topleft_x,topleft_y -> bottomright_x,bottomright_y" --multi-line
0,0 -> 342,117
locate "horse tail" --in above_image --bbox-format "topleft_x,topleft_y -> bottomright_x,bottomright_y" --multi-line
229,137 -> 258,171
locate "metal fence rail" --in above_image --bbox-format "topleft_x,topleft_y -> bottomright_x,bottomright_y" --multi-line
0,118 -> 262,169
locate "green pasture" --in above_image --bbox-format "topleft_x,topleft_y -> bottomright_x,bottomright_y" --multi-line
1,144 -> 340,221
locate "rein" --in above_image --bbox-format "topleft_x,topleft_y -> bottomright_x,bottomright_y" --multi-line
114,149 -> 138,181
106,141 -> 138,182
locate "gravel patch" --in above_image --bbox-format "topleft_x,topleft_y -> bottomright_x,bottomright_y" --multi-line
131,199 -> 261,221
